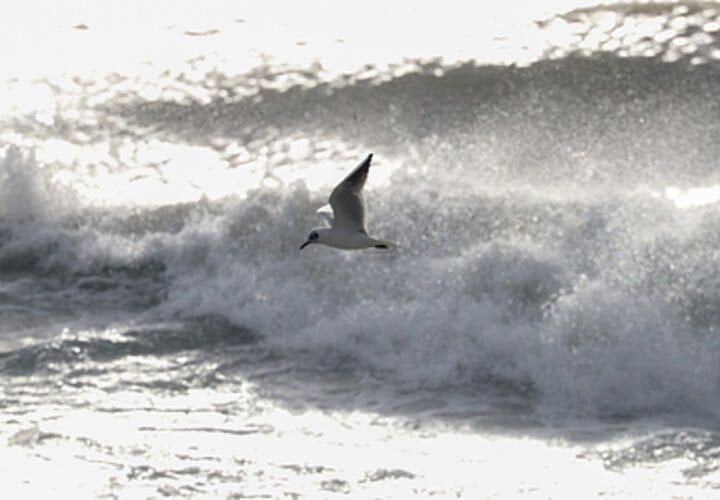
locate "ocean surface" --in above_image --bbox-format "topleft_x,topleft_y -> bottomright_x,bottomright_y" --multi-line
3,1 -> 720,497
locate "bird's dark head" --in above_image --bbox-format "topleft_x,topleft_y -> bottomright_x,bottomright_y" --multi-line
299,229 -> 322,250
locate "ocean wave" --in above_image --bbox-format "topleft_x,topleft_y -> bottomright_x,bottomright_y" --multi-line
83,161 -> 705,418
2,4 -> 720,420
0,316 -> 254,375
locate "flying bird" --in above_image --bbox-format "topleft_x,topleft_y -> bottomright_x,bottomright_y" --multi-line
300,154 -> 394,251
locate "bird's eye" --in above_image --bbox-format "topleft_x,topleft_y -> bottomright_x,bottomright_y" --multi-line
310,231 -> 318,240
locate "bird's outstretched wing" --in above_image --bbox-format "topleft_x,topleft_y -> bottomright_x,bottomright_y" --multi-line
316,204 -> 334,226
329,153 -> 372,233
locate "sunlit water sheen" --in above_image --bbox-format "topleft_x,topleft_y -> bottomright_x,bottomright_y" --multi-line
3,1 -> 720,497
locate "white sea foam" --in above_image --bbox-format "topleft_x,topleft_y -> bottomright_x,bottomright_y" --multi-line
154,172 -> 720,418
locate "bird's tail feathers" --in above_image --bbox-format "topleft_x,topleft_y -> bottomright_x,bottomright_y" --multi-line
372,238 -> 397,250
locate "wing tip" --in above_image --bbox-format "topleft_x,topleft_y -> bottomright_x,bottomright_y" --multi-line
361,153 -> 372,166
357,152 -> 372,175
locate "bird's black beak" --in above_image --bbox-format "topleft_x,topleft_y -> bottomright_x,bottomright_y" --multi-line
299,241 -> 311,250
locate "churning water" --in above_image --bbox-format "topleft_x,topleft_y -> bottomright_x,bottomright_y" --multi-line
3,1 -> 720,497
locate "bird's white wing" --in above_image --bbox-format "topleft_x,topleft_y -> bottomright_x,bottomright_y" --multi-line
315,204 -> 334,226
329,153 -> 372,234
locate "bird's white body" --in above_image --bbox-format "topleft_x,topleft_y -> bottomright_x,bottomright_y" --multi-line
300,154 -> 394,251
314,227 -> 390,250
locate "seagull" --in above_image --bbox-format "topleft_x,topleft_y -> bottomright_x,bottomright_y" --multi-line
300,153 -> 394,251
